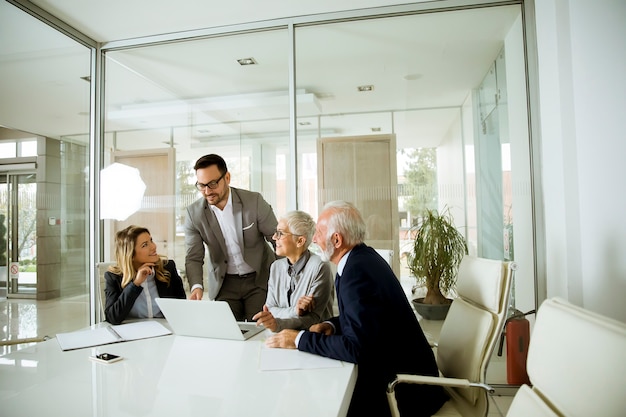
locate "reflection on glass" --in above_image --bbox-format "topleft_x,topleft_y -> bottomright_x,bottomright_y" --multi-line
104,28 -> 290,268
0,173 -> 37,297
0,181 -> 7,297
293,6 -> 531,295
19,141 -> 37,157
0,143 -> 16,158
0,2 -> 90,333
294,6 -> 531,386
100,163 -> 147,221
2,1 -> 539,389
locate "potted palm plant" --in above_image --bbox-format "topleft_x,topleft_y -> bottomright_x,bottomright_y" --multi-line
408,208 -> 468,320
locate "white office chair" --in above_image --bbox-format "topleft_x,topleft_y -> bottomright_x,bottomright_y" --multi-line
506,297 -> 626,417
387,256 -> 516,417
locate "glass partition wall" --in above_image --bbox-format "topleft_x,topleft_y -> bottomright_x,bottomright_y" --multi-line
3,0 -> 536,387
0,0 -> 92,343
103,28 -> 291,270
295,7 -> 534,310
101,3 -> 534,387
293,9 -> 534,387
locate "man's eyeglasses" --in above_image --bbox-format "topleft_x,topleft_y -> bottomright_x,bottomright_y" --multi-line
273,230 -> 300,239
195,171 -> 226,191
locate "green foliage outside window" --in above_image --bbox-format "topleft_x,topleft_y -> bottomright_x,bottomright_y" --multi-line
403,148 -> 438,225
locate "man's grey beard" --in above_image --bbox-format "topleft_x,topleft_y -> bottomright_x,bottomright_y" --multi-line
318,237 -> 335,262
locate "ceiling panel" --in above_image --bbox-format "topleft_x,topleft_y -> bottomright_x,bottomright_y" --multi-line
1,1 -> 523,152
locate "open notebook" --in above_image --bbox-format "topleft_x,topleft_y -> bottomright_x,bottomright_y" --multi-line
155,298 -> 265,341
56,320 -> 172,351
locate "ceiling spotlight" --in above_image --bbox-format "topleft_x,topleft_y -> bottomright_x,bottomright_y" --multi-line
80,75 -> 91,82
357,85 -> 374,92
298,121 -> 311,126
237,57 -> 258,66
371,127 -> 381,132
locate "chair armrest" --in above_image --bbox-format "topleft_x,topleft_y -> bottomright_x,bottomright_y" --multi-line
387,374 -> 494,394
386,374 -> 495,417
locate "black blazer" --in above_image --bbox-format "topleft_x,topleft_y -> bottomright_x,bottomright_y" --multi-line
298,244 -> 447,417
104,259 -> 186,325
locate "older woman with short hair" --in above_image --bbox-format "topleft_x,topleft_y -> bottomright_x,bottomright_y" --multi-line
253,210 -> 334,332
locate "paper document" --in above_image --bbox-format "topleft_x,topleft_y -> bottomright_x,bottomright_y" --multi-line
56,320 -> 172,351
259,345 -> 344,371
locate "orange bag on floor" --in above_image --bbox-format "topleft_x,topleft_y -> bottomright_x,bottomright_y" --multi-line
506,317 -> 531,385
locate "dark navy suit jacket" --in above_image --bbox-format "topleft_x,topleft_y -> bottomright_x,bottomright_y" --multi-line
104,259 -> 186,325
298,244 -> 447,417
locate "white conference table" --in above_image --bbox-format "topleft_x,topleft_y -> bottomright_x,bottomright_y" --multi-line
0,321 -> 356,417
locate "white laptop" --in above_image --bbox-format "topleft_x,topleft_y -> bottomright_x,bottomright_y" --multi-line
155,298 -> 265,341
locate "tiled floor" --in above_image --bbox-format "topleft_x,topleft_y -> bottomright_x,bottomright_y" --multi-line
0,295 -> 89,356
1,286 -> 517,416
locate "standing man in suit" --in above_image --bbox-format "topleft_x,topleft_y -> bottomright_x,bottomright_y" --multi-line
184,154 -> 278,321
266,200 -> 447,417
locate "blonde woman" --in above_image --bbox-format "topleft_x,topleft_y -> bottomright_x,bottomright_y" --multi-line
105,225 -> 186,324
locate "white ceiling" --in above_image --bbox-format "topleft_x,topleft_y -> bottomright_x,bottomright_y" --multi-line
0,1 -> 522,152
27,0 -> 429,43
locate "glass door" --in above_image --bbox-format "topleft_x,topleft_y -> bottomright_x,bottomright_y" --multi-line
0,172 -> 37,298
0,176 -> 6,298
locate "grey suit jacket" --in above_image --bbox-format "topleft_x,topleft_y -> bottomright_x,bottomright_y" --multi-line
184,187 -> 277,300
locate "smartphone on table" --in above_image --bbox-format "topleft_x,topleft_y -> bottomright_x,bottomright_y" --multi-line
89,352 -> 123,364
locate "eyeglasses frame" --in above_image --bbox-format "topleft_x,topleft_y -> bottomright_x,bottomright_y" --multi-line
195,171 -> 227,191
273,230 -> 302,240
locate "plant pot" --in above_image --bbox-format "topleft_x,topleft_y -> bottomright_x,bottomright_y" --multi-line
412,297 -> 453,320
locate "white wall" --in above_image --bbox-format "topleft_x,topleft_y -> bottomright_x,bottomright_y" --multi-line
436,112 -> 465,226
534,0 -> 626,321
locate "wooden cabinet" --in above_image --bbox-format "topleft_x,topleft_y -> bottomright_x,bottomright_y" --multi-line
317,134 -> 399,276
107,148 -> 176,260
